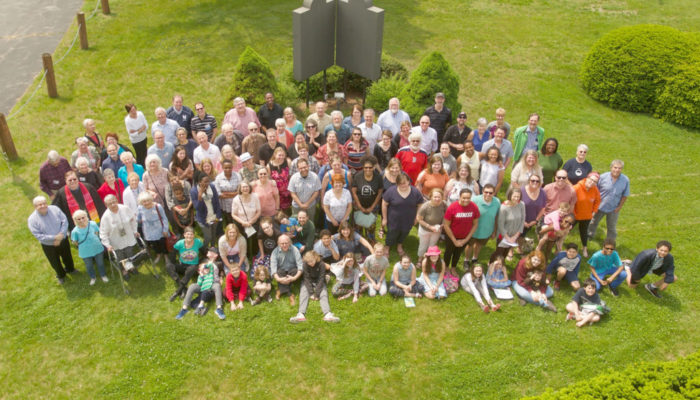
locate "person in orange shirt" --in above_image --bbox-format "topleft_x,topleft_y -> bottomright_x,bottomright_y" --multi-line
415,155 -> 450,199
573,172 -> 601,257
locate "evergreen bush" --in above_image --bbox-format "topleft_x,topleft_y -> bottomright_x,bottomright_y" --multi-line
364,74 -> 408,113
655,54 -> 700,129
400,51 -> 461,123
222,46 -> 278,114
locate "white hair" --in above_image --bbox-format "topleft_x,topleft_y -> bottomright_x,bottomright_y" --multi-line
233,97 -> 245,105
75,157 -> 89,168
330,110 -> 343,119
154,107 -> 166,115
610,159 -> 624,168
275,118 -> 286,127
221,123 -> 233,132
408,132 -> 422,143
72,209 -> 87,220
145,154 -> 162,168
247,122 -> 258,129
137,191 -> 154,205
47,150 -> 60,162
75,137 -> 89,145
83,118 -> 94,128
104,194 -> 117,204
33,195 -> 48,206
577,144 -> 589,152
477,117 -> 487,126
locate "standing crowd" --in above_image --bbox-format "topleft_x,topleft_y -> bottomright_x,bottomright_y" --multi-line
29,92 -> 678,325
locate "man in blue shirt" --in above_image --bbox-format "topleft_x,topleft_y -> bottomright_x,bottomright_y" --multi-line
587,160 -> 630,242
28,196 -> 75,283
588,238 -> 626,296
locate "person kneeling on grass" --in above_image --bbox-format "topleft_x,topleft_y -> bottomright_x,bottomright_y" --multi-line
389,255 -> 424,298
461,263 -> 501,313
588,238 -> 626,297
225,263 -> 248,311
565,278 -> 609,328
270,235 -> 303,305
417,246 -> 448,300
362,242 -> 390,297
626,240 -> 677,299
290,250 -> 340,323
176,247 -> 225,320
330,253 -> 368,303
545,242 -> 582,291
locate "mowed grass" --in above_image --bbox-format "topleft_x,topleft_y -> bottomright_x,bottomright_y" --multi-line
1,0 -> 699,398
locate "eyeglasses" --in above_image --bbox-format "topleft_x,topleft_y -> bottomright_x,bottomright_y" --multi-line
258,172 -> 268,176
604,247 -> 614,251
556,176 -> 567,180
306,125 -> 316,129
195,107 -> 204,111
458,116 -> 466,119
353,133 -> 361,136
363,166 -> 374,169
483,191 -> 494,195
529,179 -> 540,183
410,140 -> 420,143
250,128 -> 259,131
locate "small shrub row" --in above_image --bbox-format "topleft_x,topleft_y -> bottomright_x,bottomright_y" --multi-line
525,351 -> 700,400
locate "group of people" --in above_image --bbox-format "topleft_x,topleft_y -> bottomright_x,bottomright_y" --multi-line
29,92 -> 678,325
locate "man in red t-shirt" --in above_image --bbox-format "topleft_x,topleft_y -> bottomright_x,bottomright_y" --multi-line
395,132 -> 429,184
443,189 -> 480,273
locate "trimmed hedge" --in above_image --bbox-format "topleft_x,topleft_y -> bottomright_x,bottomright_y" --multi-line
655,54 -> 700,129
364,74 -> 408,113
525,351 -> 700,399
400,51 -> 462,123
580,25 -> 698,114
222,46 -> 278,114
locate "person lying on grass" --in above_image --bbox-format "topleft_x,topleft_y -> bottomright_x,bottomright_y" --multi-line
330,253 -> 368,303
290,250 -> 340,323
565,278 -> 609,328
461,263 -> 501,313
389,254 -> 425,298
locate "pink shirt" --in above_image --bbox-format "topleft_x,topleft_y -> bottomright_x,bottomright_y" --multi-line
252,180 -> 279,217
222,107 -> 260,137
543,182 -> 577,214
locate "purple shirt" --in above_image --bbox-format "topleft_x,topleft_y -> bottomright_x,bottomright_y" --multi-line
382,186 -> 424,232
521,186 -> 546,223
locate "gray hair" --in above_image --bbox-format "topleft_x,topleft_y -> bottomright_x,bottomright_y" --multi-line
72,209 -> 87,220
275,118 -> 286,127
477,117 -> 487,126
330,110 -> 343,119
154,107 -> 166,115
137,191 -> 154,205
83,118 -> 94,128
104,194 -> 118,205
408,132 -> 422,143
233,97 -> 245,105
221,123 -> 233,132
102,168 -> 115,178
75,137 -> 89,145
153,129 -> 164,139
145,154 -> 162,168
33,195 -> 48,206
47,150 -> 60,162
75,157 -> 89,168
577,144 -> 589,152
610,159 -> 624,168
119,151 -> 134,163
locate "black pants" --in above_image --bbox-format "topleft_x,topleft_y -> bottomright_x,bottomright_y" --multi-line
276,268 -> 299,295
444,238 -> 467,269
166,259 -> 199,290
146,237 -> 168,255
132,139 -> 147,166
574,219 -> 591,247
41,238 -> 75,279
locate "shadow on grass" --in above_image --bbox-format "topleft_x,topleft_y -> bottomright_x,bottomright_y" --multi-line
11,172 -> 39,202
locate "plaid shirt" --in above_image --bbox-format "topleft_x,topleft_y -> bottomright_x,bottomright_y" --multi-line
39,158 -> 72,196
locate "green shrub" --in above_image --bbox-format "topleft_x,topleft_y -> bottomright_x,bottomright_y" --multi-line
525,351 -> 700,399
400,51 -> 462,123
654,54 -> 700,129
364,74 -> 408,113
580,25 -> 698,113
222,46 -> 278,114
285,53 -> 408,101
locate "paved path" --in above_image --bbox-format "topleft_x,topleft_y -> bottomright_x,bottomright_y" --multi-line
0,0 -> 85,115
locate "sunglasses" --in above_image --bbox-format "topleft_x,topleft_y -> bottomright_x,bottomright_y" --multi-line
530,179 -> 540,183
483,191 -> 494,195
556,176 -> 567,180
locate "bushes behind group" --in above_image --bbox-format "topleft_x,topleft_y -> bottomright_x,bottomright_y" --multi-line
524,350 -> 700,399
222,46 -> 278,114
580,24 -> 700,129
364,74 -> 408,112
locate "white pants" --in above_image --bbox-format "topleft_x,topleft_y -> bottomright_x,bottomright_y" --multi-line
417,226 -> 441,258
367,278 -> 387,296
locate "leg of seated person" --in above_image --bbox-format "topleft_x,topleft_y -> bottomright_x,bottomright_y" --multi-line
183,283 -> 200,309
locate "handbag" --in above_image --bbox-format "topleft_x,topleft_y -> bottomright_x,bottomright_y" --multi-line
353,210 -> 376,229
443,272 -> 460,294
239,196 -> 257,238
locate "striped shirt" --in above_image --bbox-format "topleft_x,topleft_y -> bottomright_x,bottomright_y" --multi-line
190,114 -> 218,141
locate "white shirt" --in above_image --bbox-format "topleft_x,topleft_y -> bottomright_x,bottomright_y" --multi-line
100,205 -> 138,250
412,126 -> 438,154
193,143 -> 221,166
377,109 -> 410,136
360,123 -> 382,154
124,111 -> 148,144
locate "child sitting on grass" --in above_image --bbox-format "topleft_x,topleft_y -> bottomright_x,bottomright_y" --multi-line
362,242 -> 390,297
250,264 -> 272,305
330,253 -> 368,303
225,263 -> 248,311
389,254 -> 425,298
565,278 -> 609,327
461,263 -> 501,313
176,262 -> 216,320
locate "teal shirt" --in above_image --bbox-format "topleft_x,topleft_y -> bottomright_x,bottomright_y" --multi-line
588,250 -> 621,275
472,195 -> 501,239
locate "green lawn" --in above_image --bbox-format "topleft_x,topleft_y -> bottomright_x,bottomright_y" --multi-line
1,0 -> 699,398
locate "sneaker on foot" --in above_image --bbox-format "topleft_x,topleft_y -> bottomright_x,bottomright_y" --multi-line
645,283 -> 662,298
169,290 -> 180,302
101,276 -> 109,283
609,285 -> 620,297
290,313 -> 307,324
195,306 -> 205,316
199,306 -> 208,316
89,278 -> 96,286
323,312 -> 340,323
175,309 -> 188,320
215,308 -> 226,320
57,277 -> 65,285
267,294 -> 273,303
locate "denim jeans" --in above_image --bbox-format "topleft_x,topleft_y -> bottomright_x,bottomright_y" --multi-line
83,252 -> 106,279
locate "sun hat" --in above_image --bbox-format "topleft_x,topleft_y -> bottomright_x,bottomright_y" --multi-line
425,246 -> 441,256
